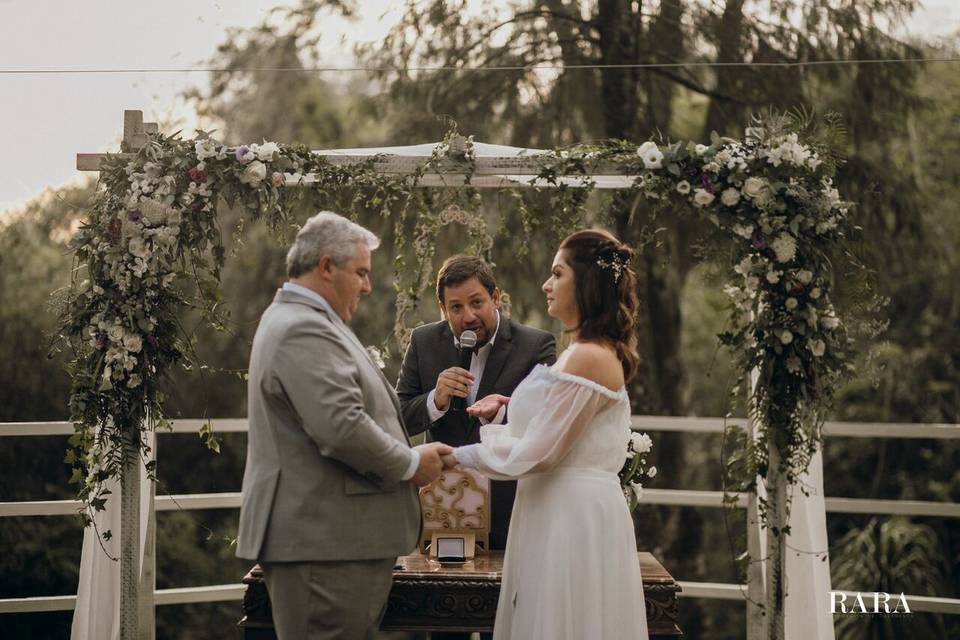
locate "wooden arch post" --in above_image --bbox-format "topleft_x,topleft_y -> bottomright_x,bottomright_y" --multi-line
79,110 -> 159,640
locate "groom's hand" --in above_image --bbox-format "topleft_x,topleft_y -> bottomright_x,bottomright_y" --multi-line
411,442 -> 454,486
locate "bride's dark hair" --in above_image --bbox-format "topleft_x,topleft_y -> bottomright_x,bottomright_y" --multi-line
558,229 -> 640,382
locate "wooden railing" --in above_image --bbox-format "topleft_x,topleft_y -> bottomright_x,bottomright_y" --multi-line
2,417 -> 959,619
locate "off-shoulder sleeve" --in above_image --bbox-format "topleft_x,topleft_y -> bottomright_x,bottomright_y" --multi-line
454,372 -> 619,480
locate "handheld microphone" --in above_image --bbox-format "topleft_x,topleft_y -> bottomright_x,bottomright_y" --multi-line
450,330 -> 478,413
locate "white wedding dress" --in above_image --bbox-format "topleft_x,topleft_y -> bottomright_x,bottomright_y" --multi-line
456,358 -> 649,640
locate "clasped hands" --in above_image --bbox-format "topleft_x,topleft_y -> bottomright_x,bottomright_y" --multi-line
411,442 -> 459,486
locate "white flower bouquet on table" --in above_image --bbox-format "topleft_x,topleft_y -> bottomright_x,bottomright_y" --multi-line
619,431 -> 657,511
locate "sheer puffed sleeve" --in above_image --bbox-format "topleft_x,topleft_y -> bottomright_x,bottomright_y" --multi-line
454,371 -> 618,480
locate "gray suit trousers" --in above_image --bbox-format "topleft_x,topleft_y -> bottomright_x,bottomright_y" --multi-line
262,558 -> 396,640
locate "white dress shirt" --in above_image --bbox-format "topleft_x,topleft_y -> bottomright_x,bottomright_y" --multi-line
282,282 -> 419,480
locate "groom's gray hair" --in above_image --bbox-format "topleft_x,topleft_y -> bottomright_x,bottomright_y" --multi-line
286,211 -> 380,278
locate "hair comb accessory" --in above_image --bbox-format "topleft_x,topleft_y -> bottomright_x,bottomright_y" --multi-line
596,246 -> 629,283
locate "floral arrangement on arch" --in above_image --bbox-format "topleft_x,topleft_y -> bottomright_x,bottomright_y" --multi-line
59,134 -> 408,520
59,113 -> 860,536
538,112 -> 856,524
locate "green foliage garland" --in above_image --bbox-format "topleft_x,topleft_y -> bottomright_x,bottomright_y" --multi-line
60,113 -> 861,539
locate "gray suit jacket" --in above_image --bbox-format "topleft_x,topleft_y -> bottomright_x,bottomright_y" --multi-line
236,289 -> 421,562
395,315 -> 555,549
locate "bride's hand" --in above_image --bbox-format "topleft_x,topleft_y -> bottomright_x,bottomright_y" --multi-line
466,394 -> 510,420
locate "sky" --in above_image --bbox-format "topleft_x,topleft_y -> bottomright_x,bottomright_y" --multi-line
0,0 -> 957,215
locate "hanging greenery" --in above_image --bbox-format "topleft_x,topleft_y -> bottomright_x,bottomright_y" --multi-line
59,112 -> 862,542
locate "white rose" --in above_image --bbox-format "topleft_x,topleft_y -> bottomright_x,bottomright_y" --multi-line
780,330 -> 794,345
255,141 -> 280,161
693,188 -> 715,207
797,270 -> 813,284
766,270 -> 781,284
106,325 -> 123,343
785,297 -> 798,310
676,180 -> 691,194
771,233 -> 797,263
647,466 -> 658,478
631,432 -> 653,454
123,334 -> 143,353
694,144 -> 708,156
240,160 -> 267,185
637,141 -> 663,169
194,139 -> 218,160
721,188 -> 741,206
809,339 -> 826,357
742,176 -> 768,199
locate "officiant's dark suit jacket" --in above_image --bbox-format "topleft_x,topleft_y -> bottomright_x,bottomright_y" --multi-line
396,316 -> 556,549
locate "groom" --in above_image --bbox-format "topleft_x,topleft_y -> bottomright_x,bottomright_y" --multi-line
236,211 -> 453,640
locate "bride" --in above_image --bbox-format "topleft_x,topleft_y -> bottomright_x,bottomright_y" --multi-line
445,229 -> 649,640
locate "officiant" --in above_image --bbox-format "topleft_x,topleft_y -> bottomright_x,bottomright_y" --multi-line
396,255 -> 556,551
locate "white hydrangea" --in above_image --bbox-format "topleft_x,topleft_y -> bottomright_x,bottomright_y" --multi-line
771,234 -> 797,263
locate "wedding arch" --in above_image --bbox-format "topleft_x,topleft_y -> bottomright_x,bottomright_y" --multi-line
70,109 -> 858,640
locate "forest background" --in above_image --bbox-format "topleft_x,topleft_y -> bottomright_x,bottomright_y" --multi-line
0,1 -> 957,638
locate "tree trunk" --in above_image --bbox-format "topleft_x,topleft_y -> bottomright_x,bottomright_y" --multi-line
597,3 -> 705,634
705,0 -> 747,136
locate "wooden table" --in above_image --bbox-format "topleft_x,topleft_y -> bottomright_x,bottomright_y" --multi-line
239,552 -> 682,638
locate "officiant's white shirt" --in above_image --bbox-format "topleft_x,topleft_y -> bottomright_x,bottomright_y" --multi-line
426,310 -> 502,422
